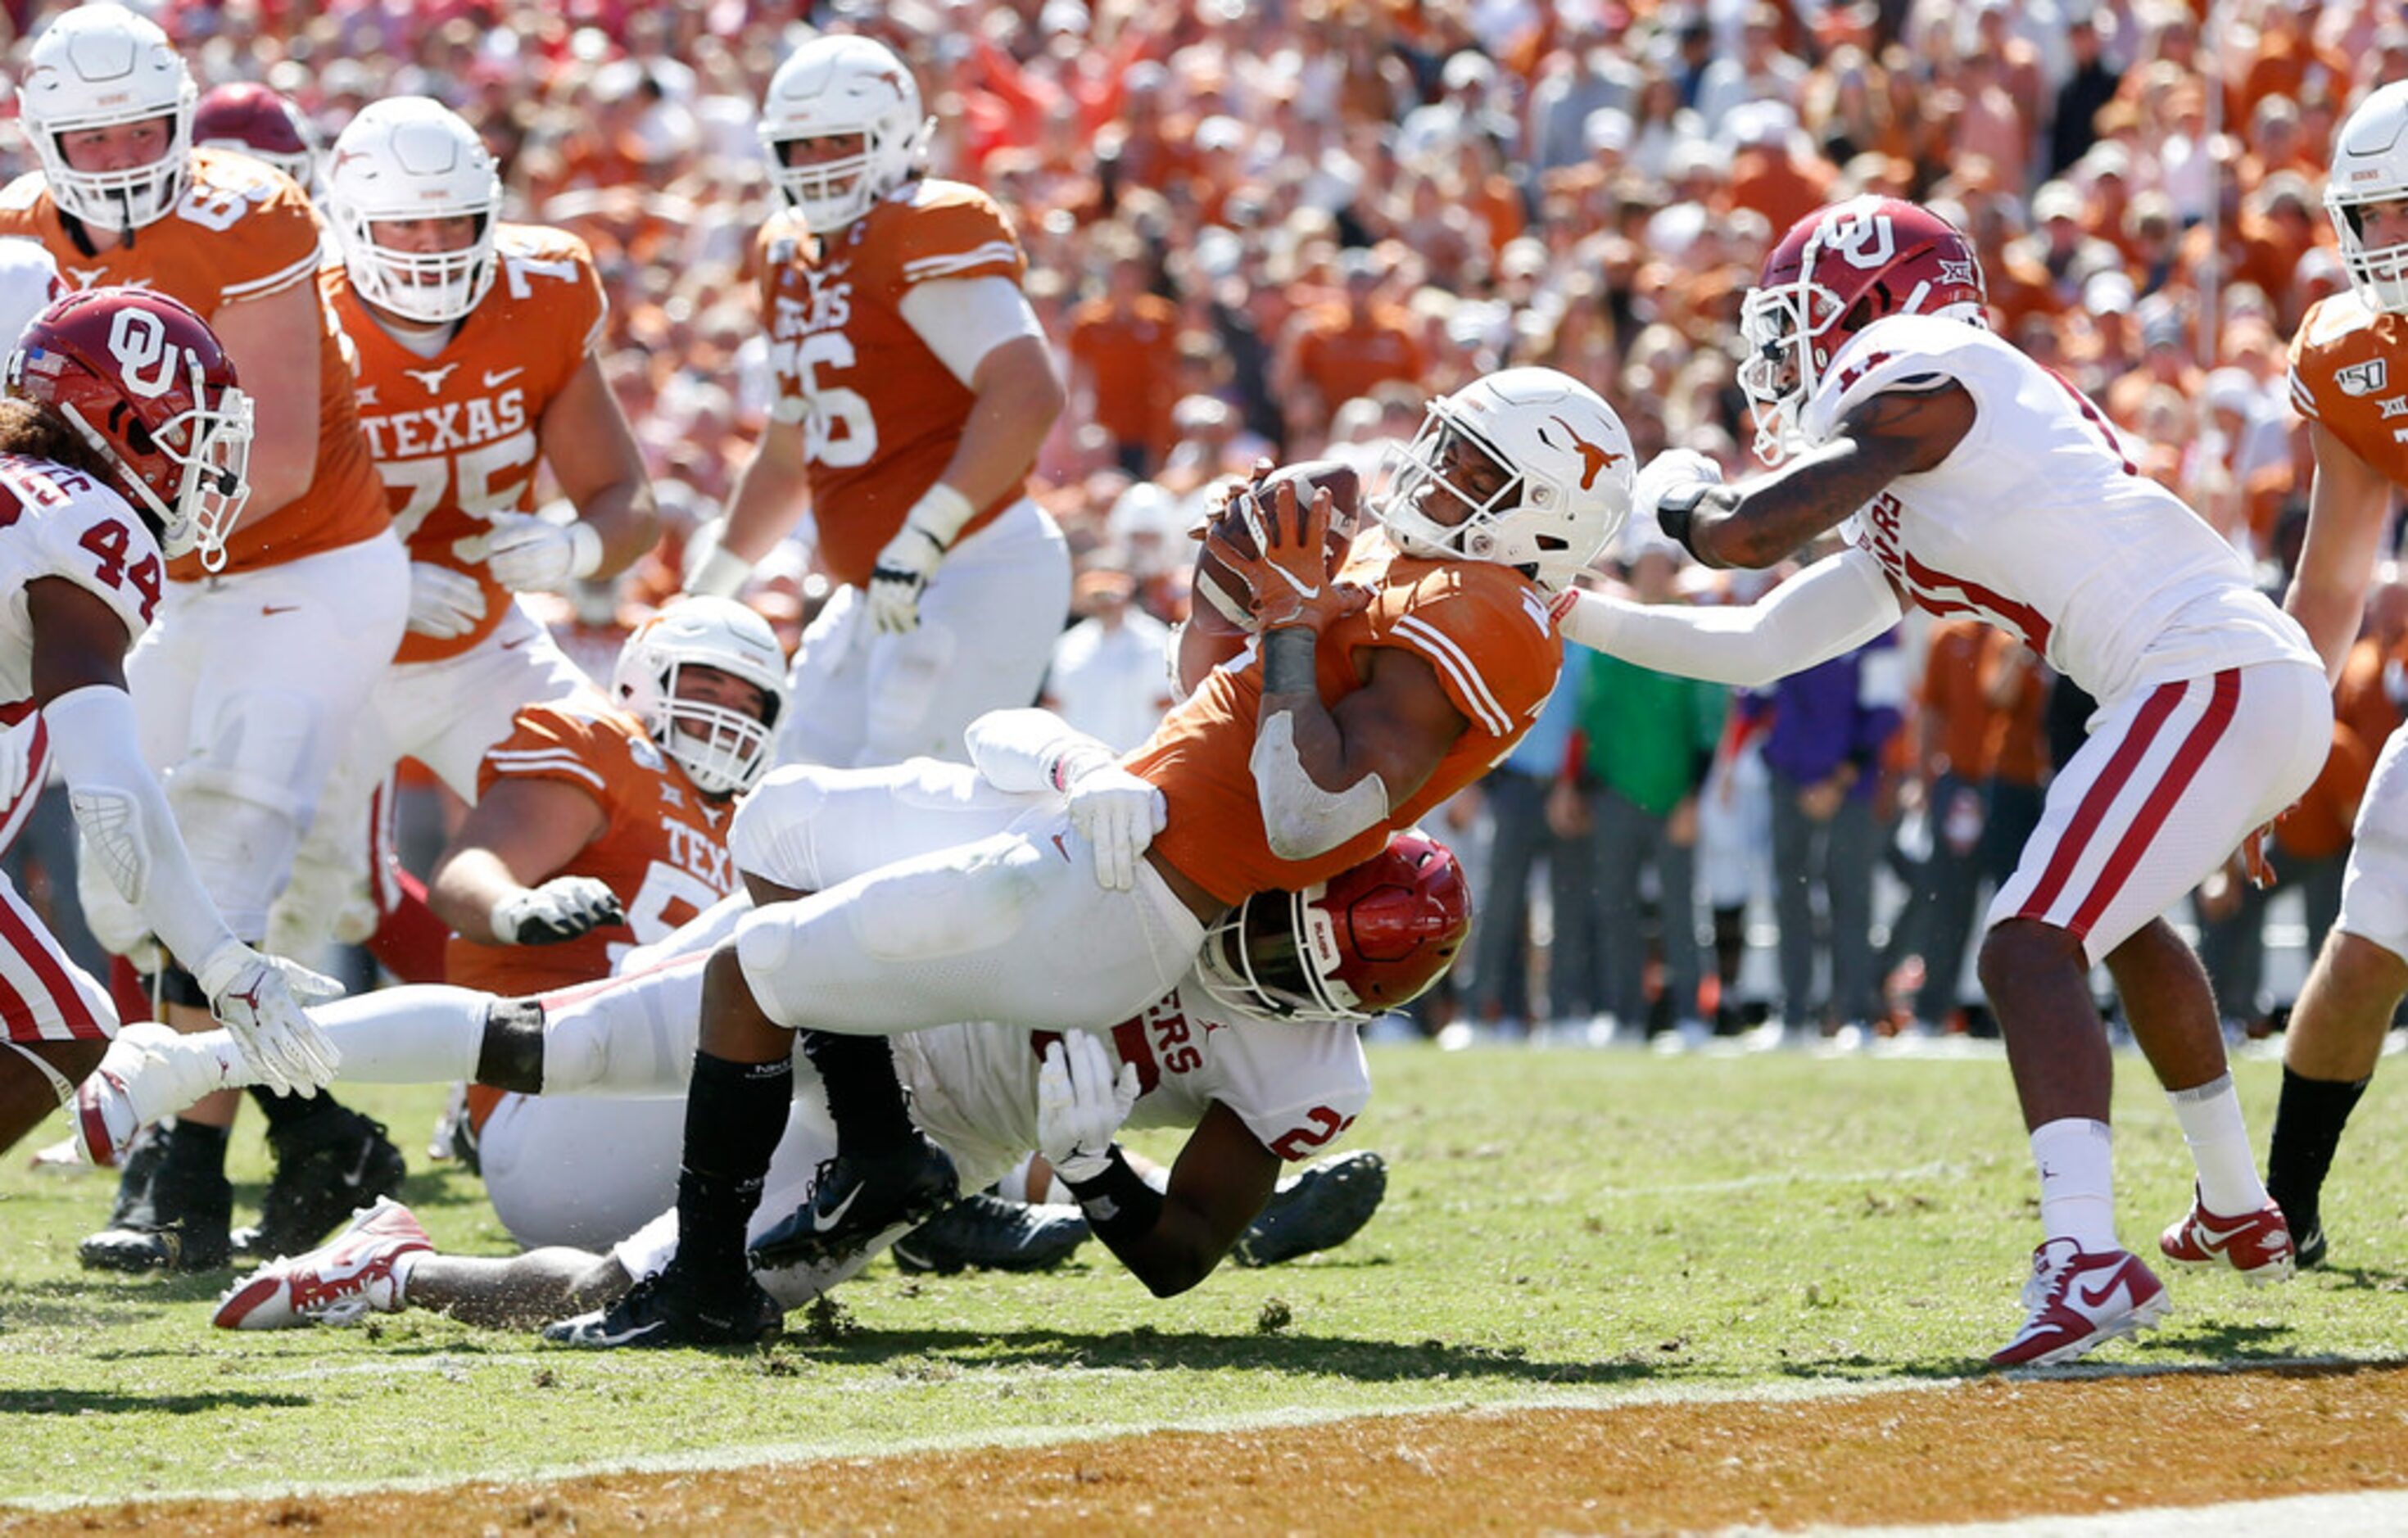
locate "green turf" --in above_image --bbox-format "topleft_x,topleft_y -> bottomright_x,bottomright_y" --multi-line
2,1043 -> 2403,1504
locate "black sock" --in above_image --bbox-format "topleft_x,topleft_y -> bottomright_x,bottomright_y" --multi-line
248,1083 -> 346,1133
668,1050 -> 793,1286
798,1029 -> 916,1152
165,1116 -> 230,1173
2265,1067 -> 2370,1231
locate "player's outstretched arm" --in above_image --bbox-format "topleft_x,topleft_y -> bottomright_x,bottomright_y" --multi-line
1663,385 -> 1973,569
2286,422 -> 2397,683
1554,547 -> 1905,689
430,779 -> 615,945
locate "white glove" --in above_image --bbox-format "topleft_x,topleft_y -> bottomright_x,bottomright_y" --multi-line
867,484 -> 975,635
1035,1031 -> 1141,1183
192,940 -> 345,1098
491,875 -> 625,945
1633,449 -> 1724,538
1066,762 -> 1167,892
0,719 -> 37,810
462,513 -> 603,593
405,562 -> 487,640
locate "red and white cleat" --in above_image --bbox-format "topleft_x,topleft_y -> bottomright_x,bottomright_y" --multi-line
2158,1187 -> 2296,1285
1989,1237 -> 2171,1368
213,1196 -> 432,1330
70,1023 -> 238,1167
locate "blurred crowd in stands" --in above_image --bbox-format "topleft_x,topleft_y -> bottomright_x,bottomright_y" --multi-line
0,0 -> 2397,1047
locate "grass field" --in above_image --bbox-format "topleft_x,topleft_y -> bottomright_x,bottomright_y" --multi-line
3,1038 -> 2406,1522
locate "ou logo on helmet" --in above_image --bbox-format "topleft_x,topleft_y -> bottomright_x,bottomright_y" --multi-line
106,306 -> 189,400
1825,211 -> 1897,271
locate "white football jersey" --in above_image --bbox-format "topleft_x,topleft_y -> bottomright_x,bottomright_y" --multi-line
1804,315 -> 2315,708
898,979 -> 1373,1181
0,453 -> 161,708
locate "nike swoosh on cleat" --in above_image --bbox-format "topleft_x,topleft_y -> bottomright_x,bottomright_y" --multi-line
342,1145 -> 375,1187
2192,1216 -> 2281,1253
812,1183 -> 862,1233
2072,1275 -> 2130,1311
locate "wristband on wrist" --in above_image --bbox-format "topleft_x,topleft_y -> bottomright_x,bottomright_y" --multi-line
567,521 -> 605,581
905,482 -> 977,549
1261,625 -> 1317,696
687,544 -> 754,599
1061,1146 -> 1162,1246
1654,482 -> 1715,559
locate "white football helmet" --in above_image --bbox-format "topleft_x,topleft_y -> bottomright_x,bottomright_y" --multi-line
323,97 -> 502,326
757,34 -> 933,233
610,597 -> 790,798
16,3 -> 197,235
2325,79 -> 2408,315
1374,367 -> 1632,595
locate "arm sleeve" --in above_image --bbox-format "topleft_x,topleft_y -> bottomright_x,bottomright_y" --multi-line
897,276 -> 1047,390
44,685 -> 238,968
1554,550 -> 1903,690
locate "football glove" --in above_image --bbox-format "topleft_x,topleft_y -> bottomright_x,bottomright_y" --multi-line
192,940 -> 345,1099
467,513 -> 604,593
1633,449 -> 1724,545
490,876 -> 625,945
1200,478 -> 1361,632
1035,1031 -> 1140,1184
867,484 -> 975,635
1065,762 -> 1166,893
405,562 -> 487,640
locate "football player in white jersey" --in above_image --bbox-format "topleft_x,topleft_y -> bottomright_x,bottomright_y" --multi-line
1555,197 -> 2331,1369
2259,79 -> 2408,1273
79,762 -> 1463,1340
0,287 -> 340,1160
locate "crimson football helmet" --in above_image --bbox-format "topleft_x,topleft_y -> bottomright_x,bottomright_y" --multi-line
612,596 -> 790,797
4,288 -> 253,571
1738,197 -> 1988,464
194,83 -> 322,197
1198,830 -> 1472,1024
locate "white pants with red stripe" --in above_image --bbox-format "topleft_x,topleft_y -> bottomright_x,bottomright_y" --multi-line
1987,660 -> 2330,966
2338,722 -> 2408,960
0,866 -> 117,1045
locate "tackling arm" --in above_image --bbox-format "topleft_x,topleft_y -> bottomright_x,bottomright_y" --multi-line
2285,421 -> 2397,684
1555,548 -> 1905,689
1095,1101 -> 1282,1298
1668,384 -> 1975,569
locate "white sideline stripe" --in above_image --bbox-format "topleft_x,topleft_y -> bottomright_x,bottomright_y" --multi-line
1778,1489 -> 2408,1538
16,1368 -> 2408,1524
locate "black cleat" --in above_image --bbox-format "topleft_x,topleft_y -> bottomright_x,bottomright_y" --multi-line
233,1105 -> 408,1261
79,1128 -> 232,1273
890,1192 -> 1091,1275
749,1133 -> 959,1270
1231,1150 -> 1387,1269
542,1269 -> 782,1349
2295,1223 -> 2328,1271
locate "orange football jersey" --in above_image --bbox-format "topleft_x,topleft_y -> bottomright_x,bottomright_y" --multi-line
443,699 -> 740,997
0,147 -> 387,578
756,179 -> 1029,587
2288,293 -> 2408,491
1126,532 -> 1562,906
328,224 -> 607,663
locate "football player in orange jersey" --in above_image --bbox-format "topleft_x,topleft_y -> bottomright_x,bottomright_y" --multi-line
2261,79 -> 2408,1272
570,366 -> 1631,1345
269,97 -> 659,975
0,5 -> 412,1274
686,32 -> 1071,771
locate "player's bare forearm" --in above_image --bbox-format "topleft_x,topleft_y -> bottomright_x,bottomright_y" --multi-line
721,422 -> 812,563
2285,426 -> 2396,682
1097,1106 -> 1279,1296
935,337 -> 1064,513
545,356 -> 661,578
1686,386 -> 1968,568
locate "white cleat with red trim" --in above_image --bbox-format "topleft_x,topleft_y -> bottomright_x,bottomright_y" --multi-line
70,1023 -> 242,1166
213,1197 -> 432,1329
2158,1186 -> 2296,1285
1989,1237 -> 2171,1368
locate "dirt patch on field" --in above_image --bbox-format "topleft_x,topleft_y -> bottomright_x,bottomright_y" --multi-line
11,1364 -> 2408,1535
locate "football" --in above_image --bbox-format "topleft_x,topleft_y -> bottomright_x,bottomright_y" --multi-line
1190,459 -> 1362,633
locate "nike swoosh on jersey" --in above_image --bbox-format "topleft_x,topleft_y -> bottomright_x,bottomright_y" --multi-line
261,604 -> 301,616
484,367 -> 526,387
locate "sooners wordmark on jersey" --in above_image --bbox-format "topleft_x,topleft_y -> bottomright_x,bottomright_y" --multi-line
1125,531 -> 1561,906
2290,293 -> 2408,490
445,699 -> 739,997
756,180 -> 1026,586
331,225 -> 607,663
0,148 -> 386,578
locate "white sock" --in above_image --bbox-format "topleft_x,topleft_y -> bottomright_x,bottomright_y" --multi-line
2031,1117 -> 2118,1251
2167,1074 -> 2268,1215
306,986 -> 490,1083
994,1153 -> 1039,1205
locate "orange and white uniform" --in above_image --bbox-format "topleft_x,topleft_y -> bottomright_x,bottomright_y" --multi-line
756,179 -> 1069,768
722,530 -> 1558,1042
0,148 -> 412,946
273,227 -> 608,959
2293,294 -> 2408,957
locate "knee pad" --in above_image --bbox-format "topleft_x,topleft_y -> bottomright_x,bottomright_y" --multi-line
539,966 -> 703,1094
729,767 -> 829,891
